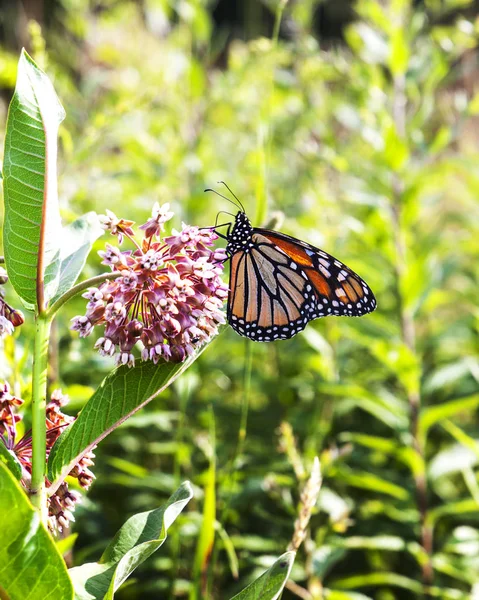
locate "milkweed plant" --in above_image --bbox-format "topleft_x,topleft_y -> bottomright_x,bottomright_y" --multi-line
0,51 -> 318,599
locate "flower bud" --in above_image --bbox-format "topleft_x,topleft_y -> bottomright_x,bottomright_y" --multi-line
127,319 -> 144,337
9,310 -> 25,328
0,267 -> 8,285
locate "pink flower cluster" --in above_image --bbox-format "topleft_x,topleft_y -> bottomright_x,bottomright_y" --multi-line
0,266 -> 24,339
0,384 -> 95,533
71,204 -> 228,366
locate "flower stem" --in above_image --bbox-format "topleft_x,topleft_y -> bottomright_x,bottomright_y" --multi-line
46,271 -> 121,318
30,313 -> 52,523
392,72 -> 432,585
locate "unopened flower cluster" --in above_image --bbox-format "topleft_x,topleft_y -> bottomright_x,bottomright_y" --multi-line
0,267 -> 24,339
0,383 -> 95,533
71,204 -> 228,366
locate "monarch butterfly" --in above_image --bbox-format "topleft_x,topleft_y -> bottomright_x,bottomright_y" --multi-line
207,184 -> 377,342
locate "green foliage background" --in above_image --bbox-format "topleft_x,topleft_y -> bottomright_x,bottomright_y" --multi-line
1,0 -> 479,598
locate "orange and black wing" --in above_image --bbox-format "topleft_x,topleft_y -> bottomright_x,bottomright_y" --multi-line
227,229 -> 376,342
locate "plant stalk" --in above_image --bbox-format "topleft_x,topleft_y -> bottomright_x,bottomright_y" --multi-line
392,72 -> 433,586
29,313 -> 52,523
47,271 -> 121,318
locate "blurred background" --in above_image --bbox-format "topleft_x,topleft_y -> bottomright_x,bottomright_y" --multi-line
1,0 -> 479,598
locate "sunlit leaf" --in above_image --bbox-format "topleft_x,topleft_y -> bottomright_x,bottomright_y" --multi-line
0,438 -> 23,479
48,349 -> 207,489
2,49 -> 64,309
69,482 -> 193,600
50,212 -> 104,306
0,462 -> 73,600
418,394 -> 479,442
229,552 -> 295,600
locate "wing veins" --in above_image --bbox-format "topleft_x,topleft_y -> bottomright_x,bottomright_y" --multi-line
227,252 -> 246,321
250,249 -> 308,323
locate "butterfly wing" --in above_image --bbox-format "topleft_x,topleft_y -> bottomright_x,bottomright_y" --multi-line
227,229 -> 376,342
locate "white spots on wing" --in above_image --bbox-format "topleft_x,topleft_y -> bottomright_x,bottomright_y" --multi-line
318,264 -> 331,278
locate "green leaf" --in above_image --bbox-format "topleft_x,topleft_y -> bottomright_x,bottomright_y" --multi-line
48,350 -> 206,489
69,481 -> 193,600
0,438 -> 23,479
441,420 -> 479,461
331,572 -> 423,594
229,551 -> 295,600
427,498 -> 479,527
333,467 -> 409,500
50,212 -> 104,305
216,521 -> 239,579
2,49 -> 65,310
0,462 -> 73,600
418,394 -> 479,443
340,433 -> 425,477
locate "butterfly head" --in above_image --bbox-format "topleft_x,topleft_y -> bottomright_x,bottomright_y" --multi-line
226,211 -> 254,255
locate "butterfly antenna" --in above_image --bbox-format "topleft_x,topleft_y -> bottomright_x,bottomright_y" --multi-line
218,181 -> 246,212
204,188 -> 242,212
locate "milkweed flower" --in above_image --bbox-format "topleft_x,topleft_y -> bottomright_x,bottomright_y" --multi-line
71,204 -> 228,366
0,268 -> 25,340
0,385 -> 95,533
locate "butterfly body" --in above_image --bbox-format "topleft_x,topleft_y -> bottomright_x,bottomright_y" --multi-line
225,211 -> 376,342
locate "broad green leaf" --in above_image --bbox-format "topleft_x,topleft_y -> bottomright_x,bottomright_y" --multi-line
48,350 -> 206,489
418,394 -> 479,443
229,551 -> 295,600
69,482 -> 193,600
2,49 -> 64,309
50,212 -> 104,305
0,462 -> 73,600
0,438 -> 23,479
